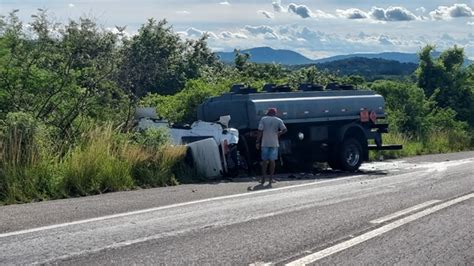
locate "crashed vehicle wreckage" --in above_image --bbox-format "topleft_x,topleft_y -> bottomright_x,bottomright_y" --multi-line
136,108 -> 242,177
137,83 -> 402,177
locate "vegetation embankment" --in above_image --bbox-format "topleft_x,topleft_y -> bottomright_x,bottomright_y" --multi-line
0,10 -> 473,204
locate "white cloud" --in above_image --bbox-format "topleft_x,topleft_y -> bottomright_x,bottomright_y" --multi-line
219,1 -> 230,6
263,32 -> 279,40
416,7 -> 426,13
285,3 -> 334,19
219,31 -> 248,39
106,27 -> 134,39
176,11 -> 190,15
386,7 -> 418,21
358,32 -> 368,39
244,25 -> 276,35
68,3 -> 75,8
369,6 -> 418,21
441,33 -> 455,41
179,27 -> 218,39
378,35 -> 395,45
186,27 -> 204,37
370,7 -> 386,21
272,1 -> 285,13
258,10 -> 274,19
430,4 -> 473,20
468,21 -> 474,25
336,8 -> 368,19
288,3 -> 312,18
242,25 -> 283,40
312,10 -> 335,19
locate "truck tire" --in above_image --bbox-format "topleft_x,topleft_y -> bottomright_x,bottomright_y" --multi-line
338,138 -> 363,172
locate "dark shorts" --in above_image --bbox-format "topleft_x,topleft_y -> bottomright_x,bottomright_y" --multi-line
261,147 -> 278,161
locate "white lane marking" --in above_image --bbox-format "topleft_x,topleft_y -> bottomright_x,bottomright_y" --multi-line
0,174 -> 365,239
370,200 -> 441,224
286,193 -> 474,266
34,207 -> 301,265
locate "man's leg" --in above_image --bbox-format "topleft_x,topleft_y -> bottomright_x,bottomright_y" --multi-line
268,160 -> 276,183
261,160 -> 268,184
268,147 -> 278,184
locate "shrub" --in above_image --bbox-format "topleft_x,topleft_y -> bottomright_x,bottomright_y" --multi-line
370,80 -> 431,135
133,127 -> 171,149
141,78 -> 232,123
0,112 -> 56,203
130,145 -> 187,187
371,128 -> 471,160
62,125 -> 134,196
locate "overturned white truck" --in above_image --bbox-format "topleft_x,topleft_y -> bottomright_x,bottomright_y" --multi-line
136,108 -> 241,177
197,83 -> 402,173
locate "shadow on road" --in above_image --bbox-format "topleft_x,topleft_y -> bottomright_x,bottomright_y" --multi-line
231,170 -> 388,185
205,168 -> 389,186
247,183 -> 273,191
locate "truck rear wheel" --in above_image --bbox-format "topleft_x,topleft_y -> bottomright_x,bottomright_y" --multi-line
338,138 -> 363,172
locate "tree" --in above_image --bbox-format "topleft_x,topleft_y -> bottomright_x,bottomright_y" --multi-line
117,19 -> 219,97
416,45 -> 473,126
233,49 -> 250,72
288,66 -> 336,88
0,10 -> 128,136
184,35 -> 220,79
370,80 -> 431,135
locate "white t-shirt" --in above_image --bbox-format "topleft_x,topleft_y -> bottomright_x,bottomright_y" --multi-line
258,116 -> 286,147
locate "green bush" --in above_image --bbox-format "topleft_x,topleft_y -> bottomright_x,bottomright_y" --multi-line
141,78 -> 232,123
0,112 -> 57,203
371,128 -> 472,160
131,145 -> 187,187
133,127 -> 171,149
370,80 -> 431,135
62,125 -> 134,196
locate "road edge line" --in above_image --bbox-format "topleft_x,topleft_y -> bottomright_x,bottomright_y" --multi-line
370,200 -> 441,224
0,174 -> 365,239
285,193 -> 474,266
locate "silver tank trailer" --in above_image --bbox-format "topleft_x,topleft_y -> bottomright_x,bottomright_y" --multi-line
197,90 -> 385,130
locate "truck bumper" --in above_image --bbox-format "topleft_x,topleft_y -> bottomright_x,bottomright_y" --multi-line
368,144 -> 403,151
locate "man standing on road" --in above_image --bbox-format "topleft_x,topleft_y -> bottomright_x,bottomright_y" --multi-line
256,108 -> 287,185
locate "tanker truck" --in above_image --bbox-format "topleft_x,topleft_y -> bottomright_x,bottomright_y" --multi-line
197,83 -> 402,173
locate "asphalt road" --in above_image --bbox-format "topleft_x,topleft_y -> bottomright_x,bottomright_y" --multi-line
0,151 -> 473,265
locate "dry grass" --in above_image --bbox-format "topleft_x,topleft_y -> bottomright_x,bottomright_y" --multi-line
1,122 -> 192,204
370,129 -> 472,160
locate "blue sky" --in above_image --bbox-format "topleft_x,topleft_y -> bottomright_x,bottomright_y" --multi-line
1,0 -> 473,59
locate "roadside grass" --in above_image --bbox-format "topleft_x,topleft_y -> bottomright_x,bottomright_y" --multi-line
62,125 -> 135,196
130,145 -> 187,187
0,116 -> 193,205
370,130 -> 473,160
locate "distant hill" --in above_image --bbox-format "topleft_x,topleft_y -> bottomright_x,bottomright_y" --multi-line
314,57 -> 418,79
216,46 -> 472,66
216,47 -> 314,65
313,52 -> 432,64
